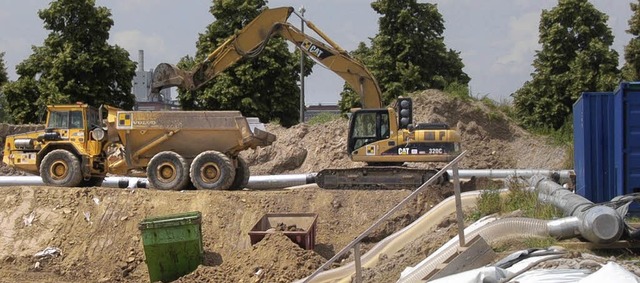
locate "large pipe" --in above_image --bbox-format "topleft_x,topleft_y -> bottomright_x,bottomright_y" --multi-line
246,173 -> 316,189
0,169 -> 573,190
0,176 -> 147,188
0,174 -> 316,190
531,175 -> 624,244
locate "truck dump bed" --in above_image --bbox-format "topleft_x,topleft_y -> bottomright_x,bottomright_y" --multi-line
110,109 -> 275,166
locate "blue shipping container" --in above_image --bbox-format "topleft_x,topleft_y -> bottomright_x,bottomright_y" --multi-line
573,92 -> 619,203
614,82 -> 640,195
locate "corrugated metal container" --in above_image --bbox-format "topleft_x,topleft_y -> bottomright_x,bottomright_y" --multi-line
614,82 -> 640,195
573,92 -> 619,202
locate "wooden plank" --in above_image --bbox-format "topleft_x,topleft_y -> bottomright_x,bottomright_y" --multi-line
423,235 -> 496,281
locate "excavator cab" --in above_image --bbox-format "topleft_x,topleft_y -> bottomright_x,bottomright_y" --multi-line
347,109 -> 392,153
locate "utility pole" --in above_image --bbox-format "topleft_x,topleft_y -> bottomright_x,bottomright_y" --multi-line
299,5 -> 306,123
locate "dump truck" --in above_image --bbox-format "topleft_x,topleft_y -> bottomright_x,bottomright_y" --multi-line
2,103 -> 276,190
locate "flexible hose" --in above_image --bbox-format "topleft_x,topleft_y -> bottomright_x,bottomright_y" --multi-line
397,217 -> 550,283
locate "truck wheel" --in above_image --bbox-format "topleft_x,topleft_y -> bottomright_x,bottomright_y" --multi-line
40,149 -> 83,187
80,177 -> 104,187
190,151 -> 235,190
230,156 -> 250,190
147,151 -> 190,191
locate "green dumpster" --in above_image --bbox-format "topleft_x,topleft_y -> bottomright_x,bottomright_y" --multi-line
138,211 -> 203,283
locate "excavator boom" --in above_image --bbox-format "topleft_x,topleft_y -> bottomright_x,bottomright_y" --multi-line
151,6 -> 382,109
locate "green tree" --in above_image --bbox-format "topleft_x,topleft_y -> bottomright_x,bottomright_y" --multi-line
513,0 -> 619,130
623,0 -> 640,81
0,52 -> 7,86
179,0 -> 313,127
361,0 -> 469,106
1,0 -> 135,124
0,52 -> 9,122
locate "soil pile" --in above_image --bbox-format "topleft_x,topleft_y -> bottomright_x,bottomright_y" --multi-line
242,89 -> 567,176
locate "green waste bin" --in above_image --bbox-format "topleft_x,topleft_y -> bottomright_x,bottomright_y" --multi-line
138,211 -> 203,283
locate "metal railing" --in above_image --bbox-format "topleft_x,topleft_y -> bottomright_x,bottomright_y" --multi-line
302,150 -> 467,283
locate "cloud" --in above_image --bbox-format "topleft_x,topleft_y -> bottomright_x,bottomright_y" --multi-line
491,11 -> 540,75
0,9 -> 9,22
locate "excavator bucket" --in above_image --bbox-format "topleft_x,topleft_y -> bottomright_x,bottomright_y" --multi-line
150,63 -> 194,93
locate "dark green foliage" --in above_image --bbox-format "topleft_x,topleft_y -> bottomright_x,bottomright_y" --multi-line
368,0 -> 469,104
0,52 -> 11,122
179,0 -> 313,127
339,0 -> 469,111
513,0 -> 619,130
1,0 -> 135,124
0,52 -> 7,86
623,0 -> 640,81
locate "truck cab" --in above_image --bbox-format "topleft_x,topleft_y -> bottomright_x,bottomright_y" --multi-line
3,103 -> 108,186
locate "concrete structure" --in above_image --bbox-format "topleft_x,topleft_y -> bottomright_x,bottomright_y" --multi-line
131,50 -> 177,110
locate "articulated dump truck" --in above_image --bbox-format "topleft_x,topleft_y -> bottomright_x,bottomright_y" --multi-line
2,103 -> 276,190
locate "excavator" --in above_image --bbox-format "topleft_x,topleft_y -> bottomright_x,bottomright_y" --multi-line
150,6 -> 461,189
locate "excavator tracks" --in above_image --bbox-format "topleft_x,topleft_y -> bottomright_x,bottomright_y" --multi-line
315,166 -> 448,190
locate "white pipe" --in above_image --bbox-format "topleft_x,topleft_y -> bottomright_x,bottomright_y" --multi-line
0,174 -> 316,190
0,176 -> 146,188
246,173 -> 316,189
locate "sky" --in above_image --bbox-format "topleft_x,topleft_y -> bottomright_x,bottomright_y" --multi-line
0,0 -> 635,105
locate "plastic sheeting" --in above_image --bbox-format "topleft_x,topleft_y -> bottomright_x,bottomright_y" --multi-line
428,250 -> 640,283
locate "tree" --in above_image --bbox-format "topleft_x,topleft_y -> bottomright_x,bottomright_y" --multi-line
1,0 -> 135,124
623,0 -> 640,81
513,0 -> 619,130
0,52 -> 7,86
356,0 -> 469,106
0,52 -> 9,122
179,0 -> 313,127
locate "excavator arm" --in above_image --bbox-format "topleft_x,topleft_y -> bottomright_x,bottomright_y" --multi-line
150,6 -> 383,109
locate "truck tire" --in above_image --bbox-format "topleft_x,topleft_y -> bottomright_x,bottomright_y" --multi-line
190,150 -> 235,190
230,156 -> 250,190
40,149 -> 83,187
147,151 -> 190,191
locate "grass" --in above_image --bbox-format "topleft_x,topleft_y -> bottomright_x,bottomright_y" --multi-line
444,82 -> 473,101
307,112 -> 341,125
467,180 -> 562,222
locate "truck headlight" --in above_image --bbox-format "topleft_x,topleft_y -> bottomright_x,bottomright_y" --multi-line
91,128 -> 106,141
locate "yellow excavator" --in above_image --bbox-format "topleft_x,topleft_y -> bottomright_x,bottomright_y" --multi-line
151,6 -> 461,189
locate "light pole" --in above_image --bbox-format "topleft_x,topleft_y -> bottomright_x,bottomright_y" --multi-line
299,5 -> 306,123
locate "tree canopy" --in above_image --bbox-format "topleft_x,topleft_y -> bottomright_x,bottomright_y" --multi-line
339,0 -> 469,110
623,0 -> 640,81
178,0 -> 313,127
0,52 -> 7,87
1,0 -> 135,123
513,0 -> 619,130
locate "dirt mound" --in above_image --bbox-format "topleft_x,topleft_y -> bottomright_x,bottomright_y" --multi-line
243,90 -> 568,175
0,185 -> 452,283
176,232 -> 326,283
